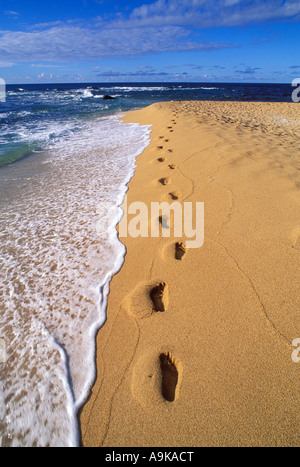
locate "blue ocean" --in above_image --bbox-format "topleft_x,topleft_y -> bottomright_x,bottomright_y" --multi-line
0,82 -> 293,167
0,82 -> 294,447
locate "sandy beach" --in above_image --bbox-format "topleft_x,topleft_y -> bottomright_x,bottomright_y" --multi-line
79,100 -> 300,448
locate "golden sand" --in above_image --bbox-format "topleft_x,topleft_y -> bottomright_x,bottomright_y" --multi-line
80,101 -> 300,447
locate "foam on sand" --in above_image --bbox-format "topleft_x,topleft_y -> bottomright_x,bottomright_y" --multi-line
0,115 -> 150,447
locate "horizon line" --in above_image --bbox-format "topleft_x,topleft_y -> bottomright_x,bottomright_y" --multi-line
5,80 -> 292,86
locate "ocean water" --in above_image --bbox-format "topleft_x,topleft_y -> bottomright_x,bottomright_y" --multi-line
0,82 -> 294,447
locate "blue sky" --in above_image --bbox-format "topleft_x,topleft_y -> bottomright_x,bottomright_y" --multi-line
1,0 -> 300,83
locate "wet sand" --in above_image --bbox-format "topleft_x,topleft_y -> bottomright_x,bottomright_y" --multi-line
80,101 -> 300,447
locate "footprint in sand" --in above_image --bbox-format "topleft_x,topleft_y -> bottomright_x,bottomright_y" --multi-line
161,241 -> 187,263
150,282 -> 167,312
168,164 -> 177,170
168,149 -> 174,153
169,191 -> 181,200
160,352 -> 179,402
175,242 -> 187,261
131,350 -> 182,407
157,157 -> 166,162
157,146 -> 164,150
159,177 -> 171,186
124,281 -> 169,319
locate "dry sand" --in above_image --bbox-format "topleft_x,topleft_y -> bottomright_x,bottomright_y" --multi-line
79,101 -> 300,447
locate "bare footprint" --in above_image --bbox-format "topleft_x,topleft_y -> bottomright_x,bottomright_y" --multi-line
175,242 -> 187,260
125,281 -> 169,319
169,191 -> 181,200
159,177 -> 171,186
160,352 -> 179,402
150,282 -> 167,312
131,349 -> 181,408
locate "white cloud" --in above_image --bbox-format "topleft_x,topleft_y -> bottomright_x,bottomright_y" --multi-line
0,61 -> 14,67
4,10 -> 20,18
31,63 -> 67,68
0,1 -> 298,63
129,0 -> 300,27
37,72 -> 57,80
0,23 -> 234,62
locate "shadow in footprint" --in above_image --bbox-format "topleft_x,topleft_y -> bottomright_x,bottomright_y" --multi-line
169,191 -> 181,200
125,281 -> 169,319
175,242 -> 187,261
160,353 -> 178,402
150,282 -> 166,312
159,177 -> 171,186
157,157 -> 166,162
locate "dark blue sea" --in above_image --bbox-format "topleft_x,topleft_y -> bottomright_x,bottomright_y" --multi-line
0,82 -> 293,166
0,81 -> 294,447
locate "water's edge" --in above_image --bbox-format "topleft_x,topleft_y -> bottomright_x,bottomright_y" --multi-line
76,120 -> 152,445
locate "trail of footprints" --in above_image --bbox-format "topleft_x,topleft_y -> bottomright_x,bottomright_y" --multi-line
156,120 -> 182,205
132,107 -> 299,404
131,115 -> 187,403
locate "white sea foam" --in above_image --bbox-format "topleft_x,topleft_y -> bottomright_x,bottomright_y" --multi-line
0,114 -> 151,446
178,86 -> 221,91
81,90 -> 94,98
102,86 -> 169,92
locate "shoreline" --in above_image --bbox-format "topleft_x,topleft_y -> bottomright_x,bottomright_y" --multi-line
80,100 -> 300,447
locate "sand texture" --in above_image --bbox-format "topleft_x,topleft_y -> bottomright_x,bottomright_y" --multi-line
79,101 -> 300,447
